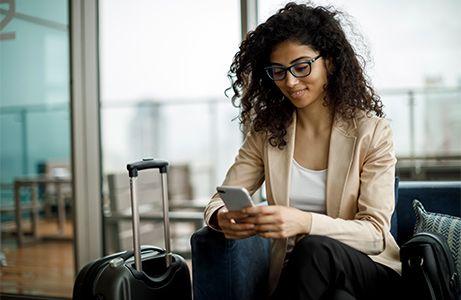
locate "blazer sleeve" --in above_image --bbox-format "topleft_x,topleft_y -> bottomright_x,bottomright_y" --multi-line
204,130 -> 266,231
309,118 -> 397,255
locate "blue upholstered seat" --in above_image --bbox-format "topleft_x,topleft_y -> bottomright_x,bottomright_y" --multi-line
190,181 -> 461,300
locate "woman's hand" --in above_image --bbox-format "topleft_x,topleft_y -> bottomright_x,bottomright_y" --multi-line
216,207 -> 257,239
242,205 -> 312,239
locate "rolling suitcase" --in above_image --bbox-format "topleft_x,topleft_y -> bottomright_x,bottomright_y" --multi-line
73,158 -> 192,300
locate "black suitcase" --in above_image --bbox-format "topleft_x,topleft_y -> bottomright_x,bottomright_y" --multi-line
73,158 -> 192,300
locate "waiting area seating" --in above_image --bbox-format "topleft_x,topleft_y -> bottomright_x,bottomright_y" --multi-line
104,163 -> 206,257
191,181 -> 461,300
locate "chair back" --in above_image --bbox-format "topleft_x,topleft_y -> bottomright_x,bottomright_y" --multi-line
395,181 -> 461,245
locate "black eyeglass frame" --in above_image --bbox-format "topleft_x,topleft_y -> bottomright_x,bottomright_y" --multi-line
264,54 -> 322,81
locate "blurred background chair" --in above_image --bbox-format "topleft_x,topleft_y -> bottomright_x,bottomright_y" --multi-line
37,161 -> 73,222
1,161 -> 73,246
104,163 -> 204,258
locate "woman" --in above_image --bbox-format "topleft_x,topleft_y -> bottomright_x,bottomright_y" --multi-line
204,2 -> 402,300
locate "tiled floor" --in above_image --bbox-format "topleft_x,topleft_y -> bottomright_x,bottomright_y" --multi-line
1,220 -> 74,299
0,219 -> 194,299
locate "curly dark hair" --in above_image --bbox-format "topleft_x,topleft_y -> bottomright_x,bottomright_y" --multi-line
228,2 -> 384,148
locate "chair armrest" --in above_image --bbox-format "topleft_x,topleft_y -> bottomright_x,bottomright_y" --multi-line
190,226 -> 270,300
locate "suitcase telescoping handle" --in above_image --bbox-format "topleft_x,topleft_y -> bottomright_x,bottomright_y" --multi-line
127,158 -> 172,272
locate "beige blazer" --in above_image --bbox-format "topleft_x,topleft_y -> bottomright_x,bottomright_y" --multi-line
204,112 -> 401,295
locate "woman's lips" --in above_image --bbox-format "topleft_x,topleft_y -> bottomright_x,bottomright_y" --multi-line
289,88 -> 308,99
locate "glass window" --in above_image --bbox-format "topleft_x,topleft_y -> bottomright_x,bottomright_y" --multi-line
258,0 -> 461,180
0,0 -> 74,297
99,0 -> 241,255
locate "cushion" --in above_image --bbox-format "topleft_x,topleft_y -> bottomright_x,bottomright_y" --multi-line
413,199 -> 461,283
396,182 -> 461,246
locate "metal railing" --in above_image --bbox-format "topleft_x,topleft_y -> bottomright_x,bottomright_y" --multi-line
379,86 -> 461,160
1,86 -> 460,189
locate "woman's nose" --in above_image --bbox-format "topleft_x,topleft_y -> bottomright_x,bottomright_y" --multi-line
285,72 -> 299,88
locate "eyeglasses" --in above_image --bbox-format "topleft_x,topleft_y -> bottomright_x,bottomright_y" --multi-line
264,55 -> 322,81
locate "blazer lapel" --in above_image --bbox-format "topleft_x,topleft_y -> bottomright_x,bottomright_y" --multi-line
266,113 -> 357,215
326,118 -> 357,217
267,113 -> 296,206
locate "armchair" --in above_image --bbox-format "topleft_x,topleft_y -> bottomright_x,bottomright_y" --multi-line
190,181 -> 461,300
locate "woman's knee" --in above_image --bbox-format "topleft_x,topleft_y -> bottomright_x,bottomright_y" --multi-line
282,236 -> 347,295
292,235 -> 338,253
290,235 -> 339,265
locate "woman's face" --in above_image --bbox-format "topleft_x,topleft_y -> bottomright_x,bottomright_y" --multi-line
269,40 -> 329,110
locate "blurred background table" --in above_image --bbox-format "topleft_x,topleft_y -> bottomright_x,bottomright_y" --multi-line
14,175 -> 72,246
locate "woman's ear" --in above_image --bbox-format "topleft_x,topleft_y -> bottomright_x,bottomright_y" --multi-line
325,58 -> 334,75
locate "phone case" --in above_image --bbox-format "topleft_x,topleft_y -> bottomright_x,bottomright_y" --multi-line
216,186 -> 255,211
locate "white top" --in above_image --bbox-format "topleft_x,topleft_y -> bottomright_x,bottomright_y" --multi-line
289,159 -> 327,214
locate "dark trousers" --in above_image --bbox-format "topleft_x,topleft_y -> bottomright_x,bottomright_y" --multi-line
272,235 -> 403,300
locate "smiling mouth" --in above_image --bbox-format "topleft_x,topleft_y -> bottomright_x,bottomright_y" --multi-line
289,88 -> 308,98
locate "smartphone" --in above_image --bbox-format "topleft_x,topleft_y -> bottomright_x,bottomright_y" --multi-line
216,185 -> 255,211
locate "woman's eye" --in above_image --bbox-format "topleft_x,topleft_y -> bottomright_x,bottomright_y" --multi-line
294,65 -> 308,72
273,69 -> 285,75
